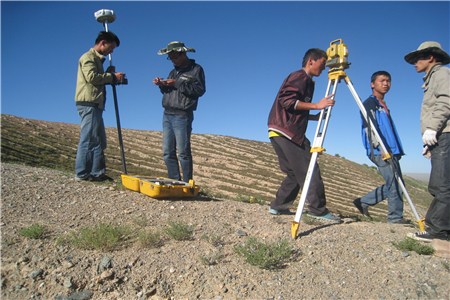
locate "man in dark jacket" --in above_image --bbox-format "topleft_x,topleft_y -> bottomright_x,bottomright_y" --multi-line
353,71 -> 408,225
267,48 -> 340,222
153,41 -> 206,182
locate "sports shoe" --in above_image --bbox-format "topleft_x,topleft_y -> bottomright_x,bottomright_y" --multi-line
307,212 -> 341,222
268,208 -> 293,215
89,174 -> 115,182
353,198 -> 371,218
407,231 -> 445,243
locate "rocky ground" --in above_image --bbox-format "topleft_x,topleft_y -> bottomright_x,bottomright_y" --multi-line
1,163 -> 449,300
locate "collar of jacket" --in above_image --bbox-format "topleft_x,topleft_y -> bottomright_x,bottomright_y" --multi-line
90,48 -> 106,63
175,59 -> 195,72
422,63 -> 442,87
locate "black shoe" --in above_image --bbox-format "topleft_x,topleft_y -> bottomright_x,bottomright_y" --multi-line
353,198 -> 371,218
89,174 -> 115,182
74,175 -> 91,181
389,218 -> 412,226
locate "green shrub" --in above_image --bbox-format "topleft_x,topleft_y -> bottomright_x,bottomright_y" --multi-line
164,221 -> 196,241
391,237 -> 435,255
138,229 -> 163,248
234,237 -> 293,269
19,223 -> 45,239
67,223 -> 131,251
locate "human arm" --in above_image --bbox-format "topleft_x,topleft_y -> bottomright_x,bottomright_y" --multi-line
296,94 -> 335,111
80,57 -> 115,85
422,68 -> 450,145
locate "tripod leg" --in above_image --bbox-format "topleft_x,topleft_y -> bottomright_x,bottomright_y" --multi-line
291,79 -> 338,238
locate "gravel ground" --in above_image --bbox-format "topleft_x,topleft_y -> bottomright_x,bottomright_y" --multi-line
1,163 -> 449,300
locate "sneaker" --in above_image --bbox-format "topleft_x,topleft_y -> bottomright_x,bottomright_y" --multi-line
407,231 -> 444,243
353,198 -> 371,218
89,174 -> 115,182
268,208 -> 293,215
307,212 -> 341,222
75,175 -> 91,181
389,218 -> 413,226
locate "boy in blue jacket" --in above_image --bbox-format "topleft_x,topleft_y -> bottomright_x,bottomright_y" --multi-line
353,71 -> 409,224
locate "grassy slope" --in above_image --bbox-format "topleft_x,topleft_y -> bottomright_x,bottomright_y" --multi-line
1,114 -> 433,221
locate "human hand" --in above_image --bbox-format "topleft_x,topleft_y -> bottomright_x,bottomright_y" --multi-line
422,145 -> 431,159
316,94 -> 335,110
114,72 -> 126,81
422,129 -> 437,145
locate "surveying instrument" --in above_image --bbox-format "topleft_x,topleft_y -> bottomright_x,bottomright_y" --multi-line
94,9 -> 128,174
290,39 -> 425,239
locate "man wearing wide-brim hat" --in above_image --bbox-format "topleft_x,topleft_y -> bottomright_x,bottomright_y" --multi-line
152,41 -> 206,182
404,41 -> 450,243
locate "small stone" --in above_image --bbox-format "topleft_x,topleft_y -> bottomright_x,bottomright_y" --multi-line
100,269 -> 115,280
29,269 -> 43,280
235,230 -> 247,236
64,277 -> 73,288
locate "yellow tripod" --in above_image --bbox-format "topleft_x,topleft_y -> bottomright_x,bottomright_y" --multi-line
291,39 -> 425,239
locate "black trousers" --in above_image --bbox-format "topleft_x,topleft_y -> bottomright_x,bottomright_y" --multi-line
270,136 -> 329,216
426,132 -> 450,238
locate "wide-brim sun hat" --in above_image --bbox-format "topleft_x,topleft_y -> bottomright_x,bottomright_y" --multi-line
157,41 -> 196,55
404,41 -> 450,65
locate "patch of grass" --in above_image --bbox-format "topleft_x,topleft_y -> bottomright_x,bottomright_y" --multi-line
199,249 -> 222,266
442,261 -> 450,272
132,216 -> 149,227
19,223 -> 46,239
63,222 -> 131,251
233,237 -> 293,269
164,221 -> 196,241
202,233 -> 224,247
138,229 -> 163,248
391,237 -> 435,255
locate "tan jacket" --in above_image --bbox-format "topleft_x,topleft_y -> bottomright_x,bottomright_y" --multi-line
420,64 -> 450,135
75,48 -> 114,110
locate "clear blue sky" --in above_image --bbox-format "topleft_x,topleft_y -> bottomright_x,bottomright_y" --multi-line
2,1 -> 449,174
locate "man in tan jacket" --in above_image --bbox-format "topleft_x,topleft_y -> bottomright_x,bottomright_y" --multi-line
74,31 -> 125,182
404,41 -> 450,242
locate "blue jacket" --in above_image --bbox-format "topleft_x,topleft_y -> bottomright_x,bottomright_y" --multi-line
361,95 -> 405,157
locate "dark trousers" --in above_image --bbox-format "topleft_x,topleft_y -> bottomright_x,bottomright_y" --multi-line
426,132 -> 450,238
270,136 -> 328,216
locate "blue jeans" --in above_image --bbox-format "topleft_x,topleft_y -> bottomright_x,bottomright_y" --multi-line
426,132 -> 450,238
162,113 -> 193,182
75,106 -> 106,178
361,155 -> 404,222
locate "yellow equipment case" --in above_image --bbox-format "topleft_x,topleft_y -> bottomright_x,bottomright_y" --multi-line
121,174 -> 200,198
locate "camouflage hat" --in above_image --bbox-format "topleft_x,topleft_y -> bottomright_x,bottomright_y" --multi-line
404,41 -> 449,65
157,41 -> 196,55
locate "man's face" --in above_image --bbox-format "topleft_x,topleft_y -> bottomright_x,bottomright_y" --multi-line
99,41 -> 117,56
309,57 -> 327,77
414,56 -> 432,73
168,51 -> 186,66
371,75 -> 391,95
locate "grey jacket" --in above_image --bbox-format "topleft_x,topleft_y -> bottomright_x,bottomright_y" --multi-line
420,64 -> 450,135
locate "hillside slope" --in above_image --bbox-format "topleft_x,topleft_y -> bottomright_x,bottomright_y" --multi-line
1,114 -> 432,220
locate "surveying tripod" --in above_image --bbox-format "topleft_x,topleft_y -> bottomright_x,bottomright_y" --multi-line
290,39 -> 425,239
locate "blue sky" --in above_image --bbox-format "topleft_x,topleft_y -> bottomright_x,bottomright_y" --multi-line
1,1 -> 449,174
